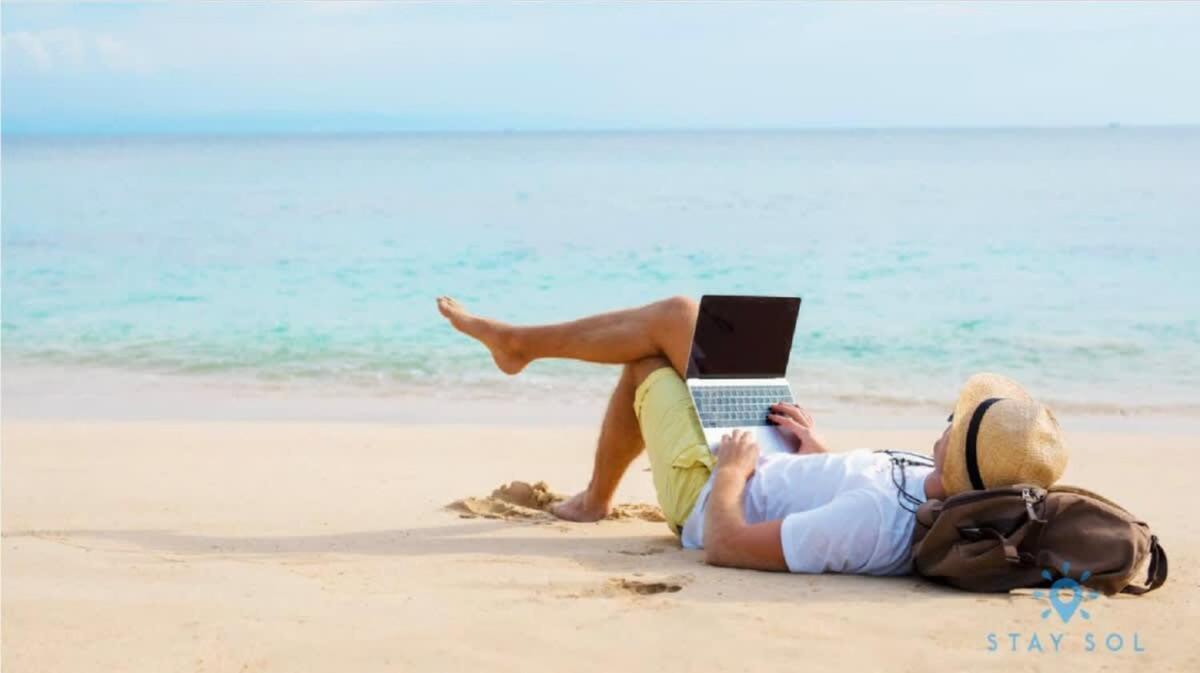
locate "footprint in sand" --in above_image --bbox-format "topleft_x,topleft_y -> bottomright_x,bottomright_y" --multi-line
446,481 -> 665,523
609,577 -> 684,595
560,575 -> 690,599
615,545 -> 669,556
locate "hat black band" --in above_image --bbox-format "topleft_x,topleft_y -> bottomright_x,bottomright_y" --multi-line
965,397 -> 1004,490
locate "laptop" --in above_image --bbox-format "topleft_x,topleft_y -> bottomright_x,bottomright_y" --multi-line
685,295 -> 802,456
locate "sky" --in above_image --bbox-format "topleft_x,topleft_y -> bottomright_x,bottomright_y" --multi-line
2,1 -> 1199,134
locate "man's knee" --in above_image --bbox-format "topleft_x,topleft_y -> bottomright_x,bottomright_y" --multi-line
628,355 -> 673,385
659,295 -> 699,328
650,296 -> 697,377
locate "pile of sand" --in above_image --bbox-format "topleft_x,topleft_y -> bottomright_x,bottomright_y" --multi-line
447,480 -> 665,523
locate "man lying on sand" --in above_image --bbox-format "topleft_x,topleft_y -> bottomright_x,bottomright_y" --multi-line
437,295 -> 1067,574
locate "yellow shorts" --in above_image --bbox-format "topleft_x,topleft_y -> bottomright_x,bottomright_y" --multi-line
634,367 -> 715,534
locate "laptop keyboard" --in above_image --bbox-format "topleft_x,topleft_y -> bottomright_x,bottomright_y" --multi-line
691,385 -> 794,428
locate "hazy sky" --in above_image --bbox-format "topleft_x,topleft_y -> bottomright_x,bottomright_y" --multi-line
3,1 -> 1199,134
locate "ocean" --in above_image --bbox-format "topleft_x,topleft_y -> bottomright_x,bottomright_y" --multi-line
3,128 -> 1198,415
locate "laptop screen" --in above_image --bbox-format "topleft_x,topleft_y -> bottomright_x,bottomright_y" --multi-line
686,295 -> 801,379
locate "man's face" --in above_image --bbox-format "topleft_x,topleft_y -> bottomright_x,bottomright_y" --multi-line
932,424 -> 951,470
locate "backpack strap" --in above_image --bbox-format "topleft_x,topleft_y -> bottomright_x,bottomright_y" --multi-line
1121,535 -> 1168,595
960,525 -> 1036,566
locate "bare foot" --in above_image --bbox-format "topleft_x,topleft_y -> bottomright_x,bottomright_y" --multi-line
436,296 -> 529,375
550,489 -> 611,522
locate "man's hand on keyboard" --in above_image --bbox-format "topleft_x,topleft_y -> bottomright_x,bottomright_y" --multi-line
767,403 -> 830,455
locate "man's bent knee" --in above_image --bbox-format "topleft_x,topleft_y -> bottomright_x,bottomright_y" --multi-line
659,295 -> 699,326
653,296 -> 698,376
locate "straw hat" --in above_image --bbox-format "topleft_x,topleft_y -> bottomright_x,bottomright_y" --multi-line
942,373 -> 1068,496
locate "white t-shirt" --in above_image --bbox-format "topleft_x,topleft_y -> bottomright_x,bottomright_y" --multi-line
680,450 -> 933,576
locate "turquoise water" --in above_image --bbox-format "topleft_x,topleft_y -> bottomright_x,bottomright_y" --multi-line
3,129 -> 1199,412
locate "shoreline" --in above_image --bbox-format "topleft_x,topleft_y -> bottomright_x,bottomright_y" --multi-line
4,361 -> 1199,433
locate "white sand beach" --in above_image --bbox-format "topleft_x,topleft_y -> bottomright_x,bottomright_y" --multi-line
3,414 -> 1197,672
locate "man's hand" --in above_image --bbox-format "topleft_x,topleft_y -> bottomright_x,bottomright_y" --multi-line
768,403 -> 829,454
715,429 -> 759,480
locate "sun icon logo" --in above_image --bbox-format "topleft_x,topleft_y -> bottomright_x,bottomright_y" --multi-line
1032,562 -> 1101,624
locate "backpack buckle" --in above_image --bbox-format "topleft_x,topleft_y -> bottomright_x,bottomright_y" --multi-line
1022,487 -> 1047,523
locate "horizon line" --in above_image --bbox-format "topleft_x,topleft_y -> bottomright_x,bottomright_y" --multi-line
4,122 -> 1199,139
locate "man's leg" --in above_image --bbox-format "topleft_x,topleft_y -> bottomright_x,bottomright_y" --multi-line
436,295 -> 698,522
435,295 -> 697,377
550,357 -> 670,521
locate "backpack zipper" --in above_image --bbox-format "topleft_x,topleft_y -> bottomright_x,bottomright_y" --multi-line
1022,487 -> 1047,523
939,486 -> 1030,508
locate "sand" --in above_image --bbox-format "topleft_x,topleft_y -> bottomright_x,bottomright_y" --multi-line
447,480 -> 665,523
3,418 -> 1198,672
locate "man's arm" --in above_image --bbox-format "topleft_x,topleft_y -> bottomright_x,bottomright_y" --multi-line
703,429 -> 788,571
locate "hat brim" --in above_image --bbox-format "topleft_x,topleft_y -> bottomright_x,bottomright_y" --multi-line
943,373 -> 1033,495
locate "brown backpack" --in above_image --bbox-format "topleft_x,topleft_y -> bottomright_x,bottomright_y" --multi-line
911,484 -> 1168,595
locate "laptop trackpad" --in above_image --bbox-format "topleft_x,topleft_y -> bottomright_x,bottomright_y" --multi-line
704,426 -> 793,456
